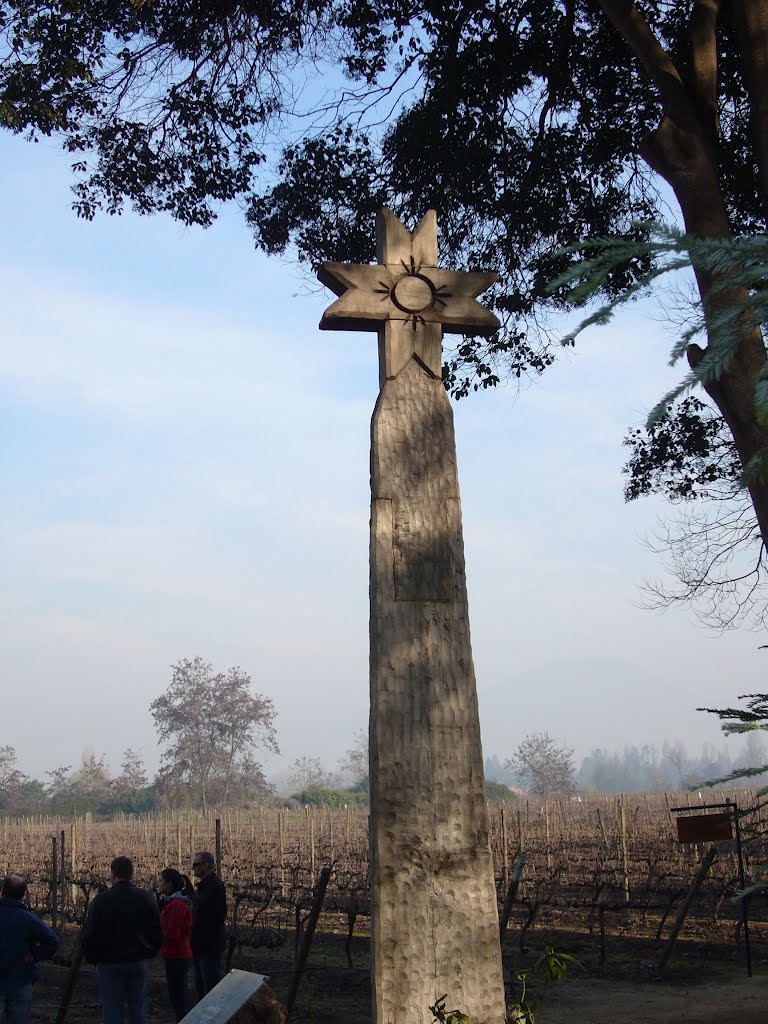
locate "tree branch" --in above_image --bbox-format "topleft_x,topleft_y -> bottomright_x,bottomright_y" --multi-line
596,0 -> 687,118
689,0 -> 720,128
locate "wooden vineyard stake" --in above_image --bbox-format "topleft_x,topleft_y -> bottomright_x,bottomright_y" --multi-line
501,808 -> 509,889
499,852 -> 527,941
619,802 -> 630,903
278,811 -> 285,897
51,835 -> 58,931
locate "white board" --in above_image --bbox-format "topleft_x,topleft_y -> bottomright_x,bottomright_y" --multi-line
180,969 -> 268,1024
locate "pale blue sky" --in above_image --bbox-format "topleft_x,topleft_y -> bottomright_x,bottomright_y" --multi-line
1,129 -> 760,784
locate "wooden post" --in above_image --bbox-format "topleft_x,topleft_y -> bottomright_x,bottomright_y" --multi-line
278,811 -> 285,897
319,209 -> 504,1024
619,802 -> 630,903
500,808 -> 509,890
596,807 -> 610,850
658,846 -> 717,972
499,852 -> 527,941
54,922 -> 86,1024
51,836 -> 58,931
286,867 -> 331,1012
215,818 -> 222,877
309,812 -> 316,881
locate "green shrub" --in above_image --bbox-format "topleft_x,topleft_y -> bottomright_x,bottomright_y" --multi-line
291,785 -> 369,808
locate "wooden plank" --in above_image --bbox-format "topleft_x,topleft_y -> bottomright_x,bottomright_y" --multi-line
676,813 -> 733,843
180,969 -> 266,1024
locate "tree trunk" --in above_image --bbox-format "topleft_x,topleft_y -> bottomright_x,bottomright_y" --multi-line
642,116 -> 768,551
732,0 -> 768,220
222,744 -> 236,809
600,0 -> 768,550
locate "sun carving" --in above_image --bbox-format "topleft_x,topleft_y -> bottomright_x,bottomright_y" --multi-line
316,208 -> 499,380
318,257 -> 497,332
373,257 -> 452,331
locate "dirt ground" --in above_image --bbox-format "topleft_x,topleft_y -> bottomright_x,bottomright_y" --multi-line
31,926 -> 768,1023
544,974 -> 768,1023
507,929 -> 768,1024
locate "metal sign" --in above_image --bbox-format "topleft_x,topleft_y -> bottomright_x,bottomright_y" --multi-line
676,812 -> 733,844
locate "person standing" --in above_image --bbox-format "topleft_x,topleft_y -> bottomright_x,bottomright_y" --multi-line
156,868 -> 193,1022
0,874 -> 59,1024
190,851 -> 226,999
82,856 -> 162,1024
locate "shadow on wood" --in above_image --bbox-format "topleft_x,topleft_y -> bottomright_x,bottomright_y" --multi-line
181,969 -> 286,1024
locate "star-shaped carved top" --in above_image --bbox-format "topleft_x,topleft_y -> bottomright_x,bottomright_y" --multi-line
318,209 -> 499,337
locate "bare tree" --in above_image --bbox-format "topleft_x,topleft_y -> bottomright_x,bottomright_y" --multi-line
338,729 -> 368,789
70,752 -> 112,802
44,764 -> 72,801
507,732 -> 576,797
639,493 -> 766,631
624,396 -> 768,630
0,746 -> 28,809
117,748 -> 147,790
111,748 -> 149,807
150,656 -> 278,812
662,741 -> 694,790
0,746 -> 26,788
288,755 -> 335,792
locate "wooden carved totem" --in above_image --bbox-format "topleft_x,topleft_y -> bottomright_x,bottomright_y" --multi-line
318,210 -> 506,1024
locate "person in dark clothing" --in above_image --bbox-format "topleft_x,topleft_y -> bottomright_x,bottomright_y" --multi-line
190,851 -> 227,999
82,856 -> 162,1024
156,868 -> 193,1022
0,874 -> 59,1024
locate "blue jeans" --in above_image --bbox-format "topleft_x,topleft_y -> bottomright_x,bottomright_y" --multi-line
96,962 -> 148,1024
0,984 -> 33,1024
192,950 -> 222,1000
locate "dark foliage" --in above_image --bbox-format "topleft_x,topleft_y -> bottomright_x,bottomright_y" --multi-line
623,397 -> 742,503
2,1 -> 761,393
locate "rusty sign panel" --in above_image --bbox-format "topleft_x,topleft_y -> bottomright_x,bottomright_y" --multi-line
676,812 -> 733,844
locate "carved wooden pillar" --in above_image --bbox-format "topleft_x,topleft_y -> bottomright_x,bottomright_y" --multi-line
319,210 -> 506,1024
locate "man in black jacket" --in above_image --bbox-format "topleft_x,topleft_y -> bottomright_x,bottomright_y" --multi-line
190,851 -> 227,999
82,856 -> 162,1024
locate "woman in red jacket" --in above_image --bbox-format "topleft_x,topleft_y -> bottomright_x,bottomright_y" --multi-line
157,868 -> 194,1022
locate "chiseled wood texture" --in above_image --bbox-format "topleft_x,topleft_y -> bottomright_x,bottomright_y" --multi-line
369,355 -> 506,1024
